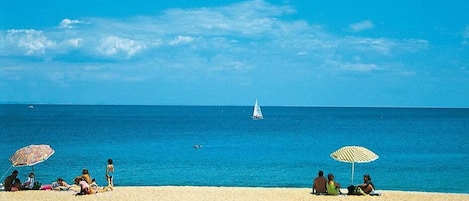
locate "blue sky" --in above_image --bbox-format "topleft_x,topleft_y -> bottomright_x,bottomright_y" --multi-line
1,0 -> 468,107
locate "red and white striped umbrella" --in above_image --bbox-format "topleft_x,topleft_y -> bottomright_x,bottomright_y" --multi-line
330,146 -> 378,184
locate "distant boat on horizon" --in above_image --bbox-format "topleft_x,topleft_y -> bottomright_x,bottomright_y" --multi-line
252,99 -> 263,120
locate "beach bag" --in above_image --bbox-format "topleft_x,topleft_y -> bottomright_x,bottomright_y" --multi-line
347,185 -> 355,195
32,181 -> 41,190
347,185 -> 366,195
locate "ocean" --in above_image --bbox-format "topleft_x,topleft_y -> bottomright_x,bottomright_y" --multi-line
0,105 -> 468,193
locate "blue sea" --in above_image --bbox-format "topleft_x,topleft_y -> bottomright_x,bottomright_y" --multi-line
0,105 -> 468,193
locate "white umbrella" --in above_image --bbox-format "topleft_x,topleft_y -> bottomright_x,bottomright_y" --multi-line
330,146 -> 379,184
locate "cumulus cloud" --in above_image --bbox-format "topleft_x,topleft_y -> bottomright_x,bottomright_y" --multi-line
58,18 -> 85,29
0,0 -> 432,78
97,36 -> 146,58
349,20 -> 374,32
6,29 -> 55,55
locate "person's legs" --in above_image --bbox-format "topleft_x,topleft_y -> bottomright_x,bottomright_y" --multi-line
106,175 -> 113,190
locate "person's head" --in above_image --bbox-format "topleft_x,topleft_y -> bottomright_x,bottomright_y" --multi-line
12,170 -> 18,176
318,170 -> 324,177
29,172 -> 34,177
82,168 -> 89,174
108,158 -> 113,165
57,177 -> 64,183
363,174 -> 371,181
327,174 -> 334,181
74,176 -> 84,185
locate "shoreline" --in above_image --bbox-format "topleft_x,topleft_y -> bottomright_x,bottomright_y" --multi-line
1,186 -> 468,201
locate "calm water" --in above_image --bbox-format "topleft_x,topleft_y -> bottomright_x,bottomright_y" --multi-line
0,105 -> 468,193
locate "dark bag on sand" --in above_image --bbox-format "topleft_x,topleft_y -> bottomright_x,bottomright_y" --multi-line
347,185 -> 356,195
32,181 -> 41,190
347,185 -> 366,195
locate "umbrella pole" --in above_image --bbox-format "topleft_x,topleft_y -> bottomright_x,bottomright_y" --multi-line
0,166 -> 13,181
351,162 -> 355,185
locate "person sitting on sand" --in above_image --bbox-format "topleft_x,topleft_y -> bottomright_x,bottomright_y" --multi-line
312,170 -> 327,194
326,173 -> 341,195
51,177 -> 70,190
74,176 -> 109,195
3,170 -> 19,191
11,178 -> 21,192
81,168 -> 92,184
74,176 -> 92,195
21,172 -> 35,190
358,174 -> 374,194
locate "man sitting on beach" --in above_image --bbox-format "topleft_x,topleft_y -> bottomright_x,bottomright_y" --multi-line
312,170 -> 327,194
3,170 -> 19,191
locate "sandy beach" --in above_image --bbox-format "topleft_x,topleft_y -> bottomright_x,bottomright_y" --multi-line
1,186 -> 468,201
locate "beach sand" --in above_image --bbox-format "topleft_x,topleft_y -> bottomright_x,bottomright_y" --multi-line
1,186 -> 468,201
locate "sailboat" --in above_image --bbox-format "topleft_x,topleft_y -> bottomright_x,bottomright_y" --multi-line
252,99 -> 263,120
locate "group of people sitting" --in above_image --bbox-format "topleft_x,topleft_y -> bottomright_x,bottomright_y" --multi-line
3,159 -> 114,195
73,168 -> 103,195
74,159 -> 114,195
312,170 -> 375,196
3,170 -> 40,191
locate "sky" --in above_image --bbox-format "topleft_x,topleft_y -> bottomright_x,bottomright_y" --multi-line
1,0 -> 468,107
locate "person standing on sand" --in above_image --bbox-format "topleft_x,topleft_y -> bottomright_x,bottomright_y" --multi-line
106,158 -> 114,190
312,170 -> 327,194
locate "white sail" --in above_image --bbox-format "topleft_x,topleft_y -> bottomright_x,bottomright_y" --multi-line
252,99 -> 263,120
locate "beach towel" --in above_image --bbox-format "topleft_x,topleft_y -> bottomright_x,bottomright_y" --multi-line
369,191 -> 382,196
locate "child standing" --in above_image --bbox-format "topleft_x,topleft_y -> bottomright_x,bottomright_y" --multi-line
106,159 -> 114,190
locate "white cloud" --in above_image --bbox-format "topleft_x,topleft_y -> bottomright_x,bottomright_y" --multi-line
58,18 -> 85,29
349,20 -> 374,32
6,29 -> 56,55
342,63 -> 378,72
169,35 -> 195,46
0,0 -> 432,80
296,51 -> 307,56
97,36 -> 146,58
64,38 -> 83,47
326,59 -> 379,73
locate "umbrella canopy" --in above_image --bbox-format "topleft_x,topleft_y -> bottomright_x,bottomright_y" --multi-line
330,146 -> 378,184
9,144 -> 55,173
